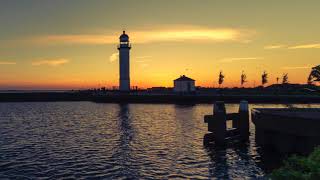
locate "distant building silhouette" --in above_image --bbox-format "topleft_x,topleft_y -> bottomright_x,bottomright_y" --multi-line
173,75 -> 195,93
118,31 -> 131,91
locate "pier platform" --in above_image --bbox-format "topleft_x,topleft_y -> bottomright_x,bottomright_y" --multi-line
252,108 -> 320,154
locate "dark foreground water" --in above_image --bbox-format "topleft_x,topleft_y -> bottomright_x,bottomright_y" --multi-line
1,102 -> 320,179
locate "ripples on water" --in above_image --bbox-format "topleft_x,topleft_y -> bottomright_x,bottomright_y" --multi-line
1,102 -> 320,179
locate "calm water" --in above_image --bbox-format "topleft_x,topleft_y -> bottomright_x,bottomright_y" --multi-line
1,102 -> 320,179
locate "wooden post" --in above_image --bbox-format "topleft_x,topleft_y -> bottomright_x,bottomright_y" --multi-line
211,101 -> 227,145
238,100 -> 249,141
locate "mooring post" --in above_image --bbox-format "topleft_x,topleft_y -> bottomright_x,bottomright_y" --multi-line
238,100 -> 249,141
210,101 -> 227,144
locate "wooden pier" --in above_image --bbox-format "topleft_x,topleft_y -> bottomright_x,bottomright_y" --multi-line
204,102 -> 320,154
204,101 -> 249,145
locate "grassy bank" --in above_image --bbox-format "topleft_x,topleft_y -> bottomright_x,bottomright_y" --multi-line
271,147 -> 320,180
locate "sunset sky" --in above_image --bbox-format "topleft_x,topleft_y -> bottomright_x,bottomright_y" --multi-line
0,0 -> 319,90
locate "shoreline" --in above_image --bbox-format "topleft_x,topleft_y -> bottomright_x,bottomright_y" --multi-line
0,92 -> 320,104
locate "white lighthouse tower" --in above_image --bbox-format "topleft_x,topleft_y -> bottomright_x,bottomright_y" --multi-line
118,31 -> 131,92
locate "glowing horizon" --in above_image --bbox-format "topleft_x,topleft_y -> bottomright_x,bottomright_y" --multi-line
0,0 -> 319,90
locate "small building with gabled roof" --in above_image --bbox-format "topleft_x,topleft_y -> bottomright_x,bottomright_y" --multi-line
173,75 -> 196,93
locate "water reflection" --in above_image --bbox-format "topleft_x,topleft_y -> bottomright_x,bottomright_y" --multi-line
1,103 -> 320,179
174,104 -> 196,139
118,104 -> 134,142
204,140 -> 266,179
205,144 -> 229,179
114,104 -> 139,178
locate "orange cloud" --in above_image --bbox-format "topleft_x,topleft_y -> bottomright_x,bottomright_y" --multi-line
25,26 -> 254,45
109,52 -> 119,62
282,66 -> 312,70
264,45 -> 286,49
288,43 -> 320,49
219,57 -> 263,63
32,58 -> 70,66
0,61 -> 16,65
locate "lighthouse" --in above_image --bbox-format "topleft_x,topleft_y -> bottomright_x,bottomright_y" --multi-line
118,31 -> 131,91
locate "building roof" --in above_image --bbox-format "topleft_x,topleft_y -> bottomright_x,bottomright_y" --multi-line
174,75 -> 195,81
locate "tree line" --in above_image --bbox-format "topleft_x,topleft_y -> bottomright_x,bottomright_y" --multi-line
217,65 -> 320,87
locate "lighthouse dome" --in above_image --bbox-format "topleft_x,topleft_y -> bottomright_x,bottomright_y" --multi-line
120,31 -> 129,42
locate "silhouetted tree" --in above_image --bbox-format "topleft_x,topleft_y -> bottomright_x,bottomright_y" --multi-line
308,75 -> 313,85
308,65 -> 320,84
262,71 -> 268,86
241,71 -> 247,87
218,71 -> 224,87
276,77 -> 280,84
282,73 -> 289,84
